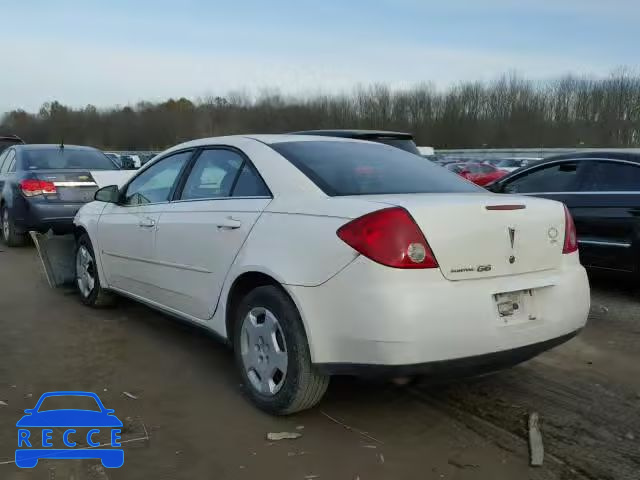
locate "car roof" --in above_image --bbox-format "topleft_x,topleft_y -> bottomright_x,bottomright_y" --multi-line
494,151 -> 640,184
540,151 -> 640,165
170,134 -> 392,150
288,129 -> 415,140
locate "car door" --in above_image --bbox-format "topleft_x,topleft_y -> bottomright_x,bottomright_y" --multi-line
569,160 -> 640,272
152,147 -> 272,320
97,150 -> 193,298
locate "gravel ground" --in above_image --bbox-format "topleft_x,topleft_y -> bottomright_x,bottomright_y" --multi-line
0,246 -> 638,479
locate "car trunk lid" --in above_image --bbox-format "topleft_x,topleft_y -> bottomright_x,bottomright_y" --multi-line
357,193 -> 566,280
31,170 -> 99,203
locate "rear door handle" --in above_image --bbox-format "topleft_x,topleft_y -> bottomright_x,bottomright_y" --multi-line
139,217 -> 156,228
217,216 -> 241,230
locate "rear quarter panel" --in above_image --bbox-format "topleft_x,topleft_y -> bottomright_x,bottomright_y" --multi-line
211,196 -> 384,339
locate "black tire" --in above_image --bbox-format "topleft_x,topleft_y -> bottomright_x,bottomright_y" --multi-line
1,205 -> 27,247
233,285 -> 329,415
76,233 -> 115,308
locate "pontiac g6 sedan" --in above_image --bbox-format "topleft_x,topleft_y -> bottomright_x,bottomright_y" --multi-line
71,135 -> 590,414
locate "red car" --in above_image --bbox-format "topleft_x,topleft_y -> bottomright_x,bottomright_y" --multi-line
445,162 -> 508,186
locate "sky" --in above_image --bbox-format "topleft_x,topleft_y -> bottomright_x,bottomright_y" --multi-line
1,0 -> 639,114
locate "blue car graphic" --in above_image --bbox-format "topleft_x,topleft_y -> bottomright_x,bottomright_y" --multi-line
16,391 -> 124,468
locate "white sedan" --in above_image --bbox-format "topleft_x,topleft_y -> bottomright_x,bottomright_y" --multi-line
72,135 -> 590,414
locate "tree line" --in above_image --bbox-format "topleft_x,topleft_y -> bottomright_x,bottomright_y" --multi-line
2,72 -> 639,150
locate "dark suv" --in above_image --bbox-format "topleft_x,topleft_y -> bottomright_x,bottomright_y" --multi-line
0,144 -> 118,246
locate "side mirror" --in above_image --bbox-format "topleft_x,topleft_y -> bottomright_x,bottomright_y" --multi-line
95,185 -> 120,203
23,408 -> 34,414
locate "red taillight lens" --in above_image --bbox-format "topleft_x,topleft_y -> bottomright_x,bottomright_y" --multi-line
337,207 -> 438,269
562,205 -> 578,254
20,179 -> 57,197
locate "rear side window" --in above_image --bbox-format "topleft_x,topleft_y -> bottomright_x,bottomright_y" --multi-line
232,164 -> 270,197
23,148 -> 116,170
504,162 -> 581,193
181,149 -> 244,200
584,161 -> 640,191
271,141 -> 480,196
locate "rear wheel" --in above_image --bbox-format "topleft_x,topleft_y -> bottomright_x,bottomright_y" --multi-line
76,233 -> 115,307
1,206 -> 27,247
233,285 -> 329,415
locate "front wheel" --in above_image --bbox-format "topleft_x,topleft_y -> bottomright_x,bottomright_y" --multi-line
76,234 -> 115,308
233,285 -> 329,415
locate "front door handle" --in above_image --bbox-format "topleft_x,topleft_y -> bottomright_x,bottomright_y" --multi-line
138,217 -> 156,228
217,216 -> 241,230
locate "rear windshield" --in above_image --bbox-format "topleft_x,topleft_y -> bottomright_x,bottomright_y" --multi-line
271,141 -> 481,196
23,148 -> 117,170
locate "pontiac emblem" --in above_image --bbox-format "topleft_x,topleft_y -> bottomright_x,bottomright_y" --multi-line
508,227 -> 516,249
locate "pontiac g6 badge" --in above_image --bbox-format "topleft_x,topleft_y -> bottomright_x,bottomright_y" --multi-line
508,227 -> 516,264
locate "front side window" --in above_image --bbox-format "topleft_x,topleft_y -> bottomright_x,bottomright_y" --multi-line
123,151 -> 191,205
272,141 -> 480,196
584,161 -> 640,192
180,149 -> 245,200
504,162 -> 581,193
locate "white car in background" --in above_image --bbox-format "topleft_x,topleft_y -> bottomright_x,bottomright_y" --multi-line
71,135 -> 590,414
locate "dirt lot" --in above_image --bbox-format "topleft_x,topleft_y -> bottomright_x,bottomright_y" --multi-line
1,246 -> 639,480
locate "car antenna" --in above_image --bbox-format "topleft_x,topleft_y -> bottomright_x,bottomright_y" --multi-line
60,139 -> 64,149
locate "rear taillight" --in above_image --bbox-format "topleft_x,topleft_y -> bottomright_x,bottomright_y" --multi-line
337,207 -> 438,269
20,179 -> 57,197
562,205 -> 578,254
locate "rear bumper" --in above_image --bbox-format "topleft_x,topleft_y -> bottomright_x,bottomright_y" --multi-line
286,253 -> 590,367
316,329 -> 580,377
14,201 -> 82,233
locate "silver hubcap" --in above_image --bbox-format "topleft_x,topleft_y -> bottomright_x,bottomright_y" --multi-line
76,245 -> 95,298
240,307 -> 288,396
2,210 -> 9,240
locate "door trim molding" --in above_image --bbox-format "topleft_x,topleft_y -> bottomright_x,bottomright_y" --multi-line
102,250 -> 213,273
